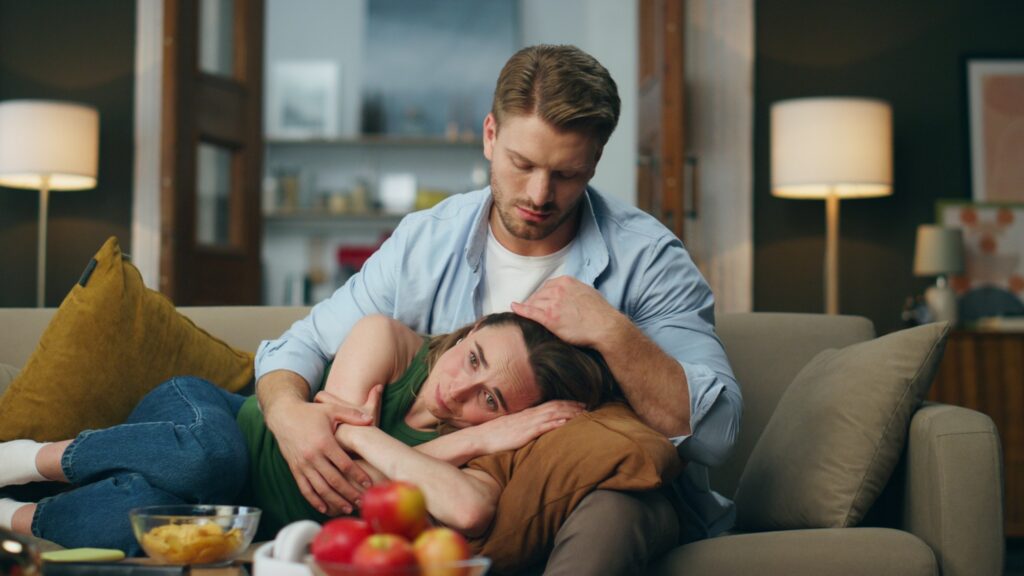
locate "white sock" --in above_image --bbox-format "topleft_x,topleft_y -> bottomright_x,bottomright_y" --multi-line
0,498 -> 29,530
0,439 -> 47,487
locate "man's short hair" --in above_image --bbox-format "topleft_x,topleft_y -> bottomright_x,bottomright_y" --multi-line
491,44 -> 621,145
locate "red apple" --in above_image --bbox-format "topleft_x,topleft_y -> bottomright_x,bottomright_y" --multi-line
311,518 -> 374,564
350,533 -> 418,574
360,481 -> 429,540
413,527 -> 472,576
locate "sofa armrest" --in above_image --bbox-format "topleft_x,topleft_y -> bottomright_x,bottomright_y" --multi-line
902,402 -> 1004,576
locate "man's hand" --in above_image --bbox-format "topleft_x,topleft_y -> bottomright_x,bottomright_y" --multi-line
514,276 -> 693,437
511,276 -> 626,348
257,371 -> 375,515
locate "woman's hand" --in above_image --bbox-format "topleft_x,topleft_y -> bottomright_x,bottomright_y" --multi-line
316,384 -> 384,428
465,399 -> 586,455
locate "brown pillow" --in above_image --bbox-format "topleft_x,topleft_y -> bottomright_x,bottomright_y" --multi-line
465,402 -> 683,573
0,237 -> 255,442
733,321 -> 950,531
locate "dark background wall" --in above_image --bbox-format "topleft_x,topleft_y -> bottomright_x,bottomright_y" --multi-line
0,0 -> 136,307
754,0 -> 1024,334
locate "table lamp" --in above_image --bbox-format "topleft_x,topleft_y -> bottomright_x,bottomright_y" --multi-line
771,97 -> 892,314
0,100 -> 99,307
914,224 -> 964,324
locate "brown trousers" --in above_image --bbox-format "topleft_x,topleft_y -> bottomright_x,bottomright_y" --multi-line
534,489 -> 682,575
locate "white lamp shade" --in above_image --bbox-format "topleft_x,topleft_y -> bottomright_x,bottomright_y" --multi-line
771,97 -> 892,199
0,100 -> 99,191
914,224 -> 965,276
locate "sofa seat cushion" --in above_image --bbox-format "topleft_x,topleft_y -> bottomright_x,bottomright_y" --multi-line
649,528 -> 938,576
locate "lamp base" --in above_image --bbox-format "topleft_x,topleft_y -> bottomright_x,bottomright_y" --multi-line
924,282 -> 958,325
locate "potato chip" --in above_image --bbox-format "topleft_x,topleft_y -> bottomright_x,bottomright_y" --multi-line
140,521 -> 244,564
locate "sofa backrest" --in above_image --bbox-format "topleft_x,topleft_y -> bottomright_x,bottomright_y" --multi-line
177,306 -> 313,352
2,306 -> 880,500
711,312 -> 875,498
0,306 -> 314,369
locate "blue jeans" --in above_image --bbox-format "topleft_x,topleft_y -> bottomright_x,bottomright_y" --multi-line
31,377 -> 249,555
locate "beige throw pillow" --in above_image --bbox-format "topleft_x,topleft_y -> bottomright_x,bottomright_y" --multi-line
734,321 -> 950,530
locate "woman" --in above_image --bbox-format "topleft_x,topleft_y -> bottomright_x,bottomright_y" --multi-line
0,312 -> 617,552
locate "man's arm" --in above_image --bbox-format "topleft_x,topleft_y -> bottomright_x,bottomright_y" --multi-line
254,228 -> 404,514
512,238 -> 741,466
512,279 -> 689,436
256,370 -> 373,515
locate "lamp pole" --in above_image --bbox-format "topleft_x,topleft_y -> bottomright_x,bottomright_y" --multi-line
37,175 -> 51,308
825,190 -> 839,315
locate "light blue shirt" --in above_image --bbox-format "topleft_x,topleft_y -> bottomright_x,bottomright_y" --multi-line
255,186 -> 743,540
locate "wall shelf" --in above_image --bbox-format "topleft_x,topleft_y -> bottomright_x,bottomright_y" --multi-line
265,135 -> 480,148
264,210 -> 405,234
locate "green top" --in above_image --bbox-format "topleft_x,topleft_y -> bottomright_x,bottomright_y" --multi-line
236,339 -> 437,539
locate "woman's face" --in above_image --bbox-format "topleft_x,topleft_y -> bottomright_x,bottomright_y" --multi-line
424,323 -> 541,428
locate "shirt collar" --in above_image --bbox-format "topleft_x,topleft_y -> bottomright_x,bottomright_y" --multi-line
465,187 -> 610,285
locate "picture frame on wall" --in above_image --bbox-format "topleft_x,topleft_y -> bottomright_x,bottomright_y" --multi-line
267,60 -> 339,139
937,200 -> 1024,298
966,57 -> 1024,202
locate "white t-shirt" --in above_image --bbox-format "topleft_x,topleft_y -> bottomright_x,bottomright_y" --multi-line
481,226 -> 573,314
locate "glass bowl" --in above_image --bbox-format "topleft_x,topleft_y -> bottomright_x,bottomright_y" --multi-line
312,556 -> 491,576
129,505 -> 261,565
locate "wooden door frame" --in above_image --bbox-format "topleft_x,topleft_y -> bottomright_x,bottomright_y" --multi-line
159,0 -> 264,304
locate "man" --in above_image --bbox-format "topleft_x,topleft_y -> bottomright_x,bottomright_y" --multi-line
255,44 -> 742,574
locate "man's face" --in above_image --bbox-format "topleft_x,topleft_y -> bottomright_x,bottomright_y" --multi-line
483,112 -> 602,256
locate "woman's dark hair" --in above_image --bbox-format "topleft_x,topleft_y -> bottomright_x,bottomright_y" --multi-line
425,312 -> 619,410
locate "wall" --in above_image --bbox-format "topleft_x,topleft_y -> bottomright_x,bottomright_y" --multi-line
685,0 -> 754,313
755,0 -> 1024,334
520,0 -> 638,206
0,0 -> 136,307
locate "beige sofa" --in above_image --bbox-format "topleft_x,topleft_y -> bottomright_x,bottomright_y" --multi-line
0,308 -> 1005,575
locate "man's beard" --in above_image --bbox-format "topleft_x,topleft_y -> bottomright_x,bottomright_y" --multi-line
491,178 -> 581,241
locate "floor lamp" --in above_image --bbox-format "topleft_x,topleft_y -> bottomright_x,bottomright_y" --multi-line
770,97 -> 892,315
0,100 -> 99,307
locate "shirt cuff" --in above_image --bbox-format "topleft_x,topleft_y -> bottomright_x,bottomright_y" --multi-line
670,362 -> 741,467
254,339 -> 325,394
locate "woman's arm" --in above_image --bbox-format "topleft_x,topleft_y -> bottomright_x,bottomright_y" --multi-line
337,424 -> 500,537
321,315 -> 423,412
413,400 -> 586,466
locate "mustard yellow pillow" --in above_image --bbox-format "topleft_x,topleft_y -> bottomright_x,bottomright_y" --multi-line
465,402 -> 683,573
0,237 -> 255,442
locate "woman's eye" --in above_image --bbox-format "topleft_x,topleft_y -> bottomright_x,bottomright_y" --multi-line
469,351 -> 479,369
484,392 -> 497,411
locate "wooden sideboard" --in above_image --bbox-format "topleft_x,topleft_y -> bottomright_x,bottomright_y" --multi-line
928,329 -> 1024,537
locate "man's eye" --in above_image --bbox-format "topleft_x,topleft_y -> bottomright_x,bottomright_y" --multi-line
556,172 -> 578,180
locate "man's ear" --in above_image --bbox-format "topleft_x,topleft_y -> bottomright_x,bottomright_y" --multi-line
483,113 -> 498,161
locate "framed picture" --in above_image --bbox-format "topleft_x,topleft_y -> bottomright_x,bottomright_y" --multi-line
966,57 -> 1024,202
267,60 -> 339,139
937,200 -> 1024,297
